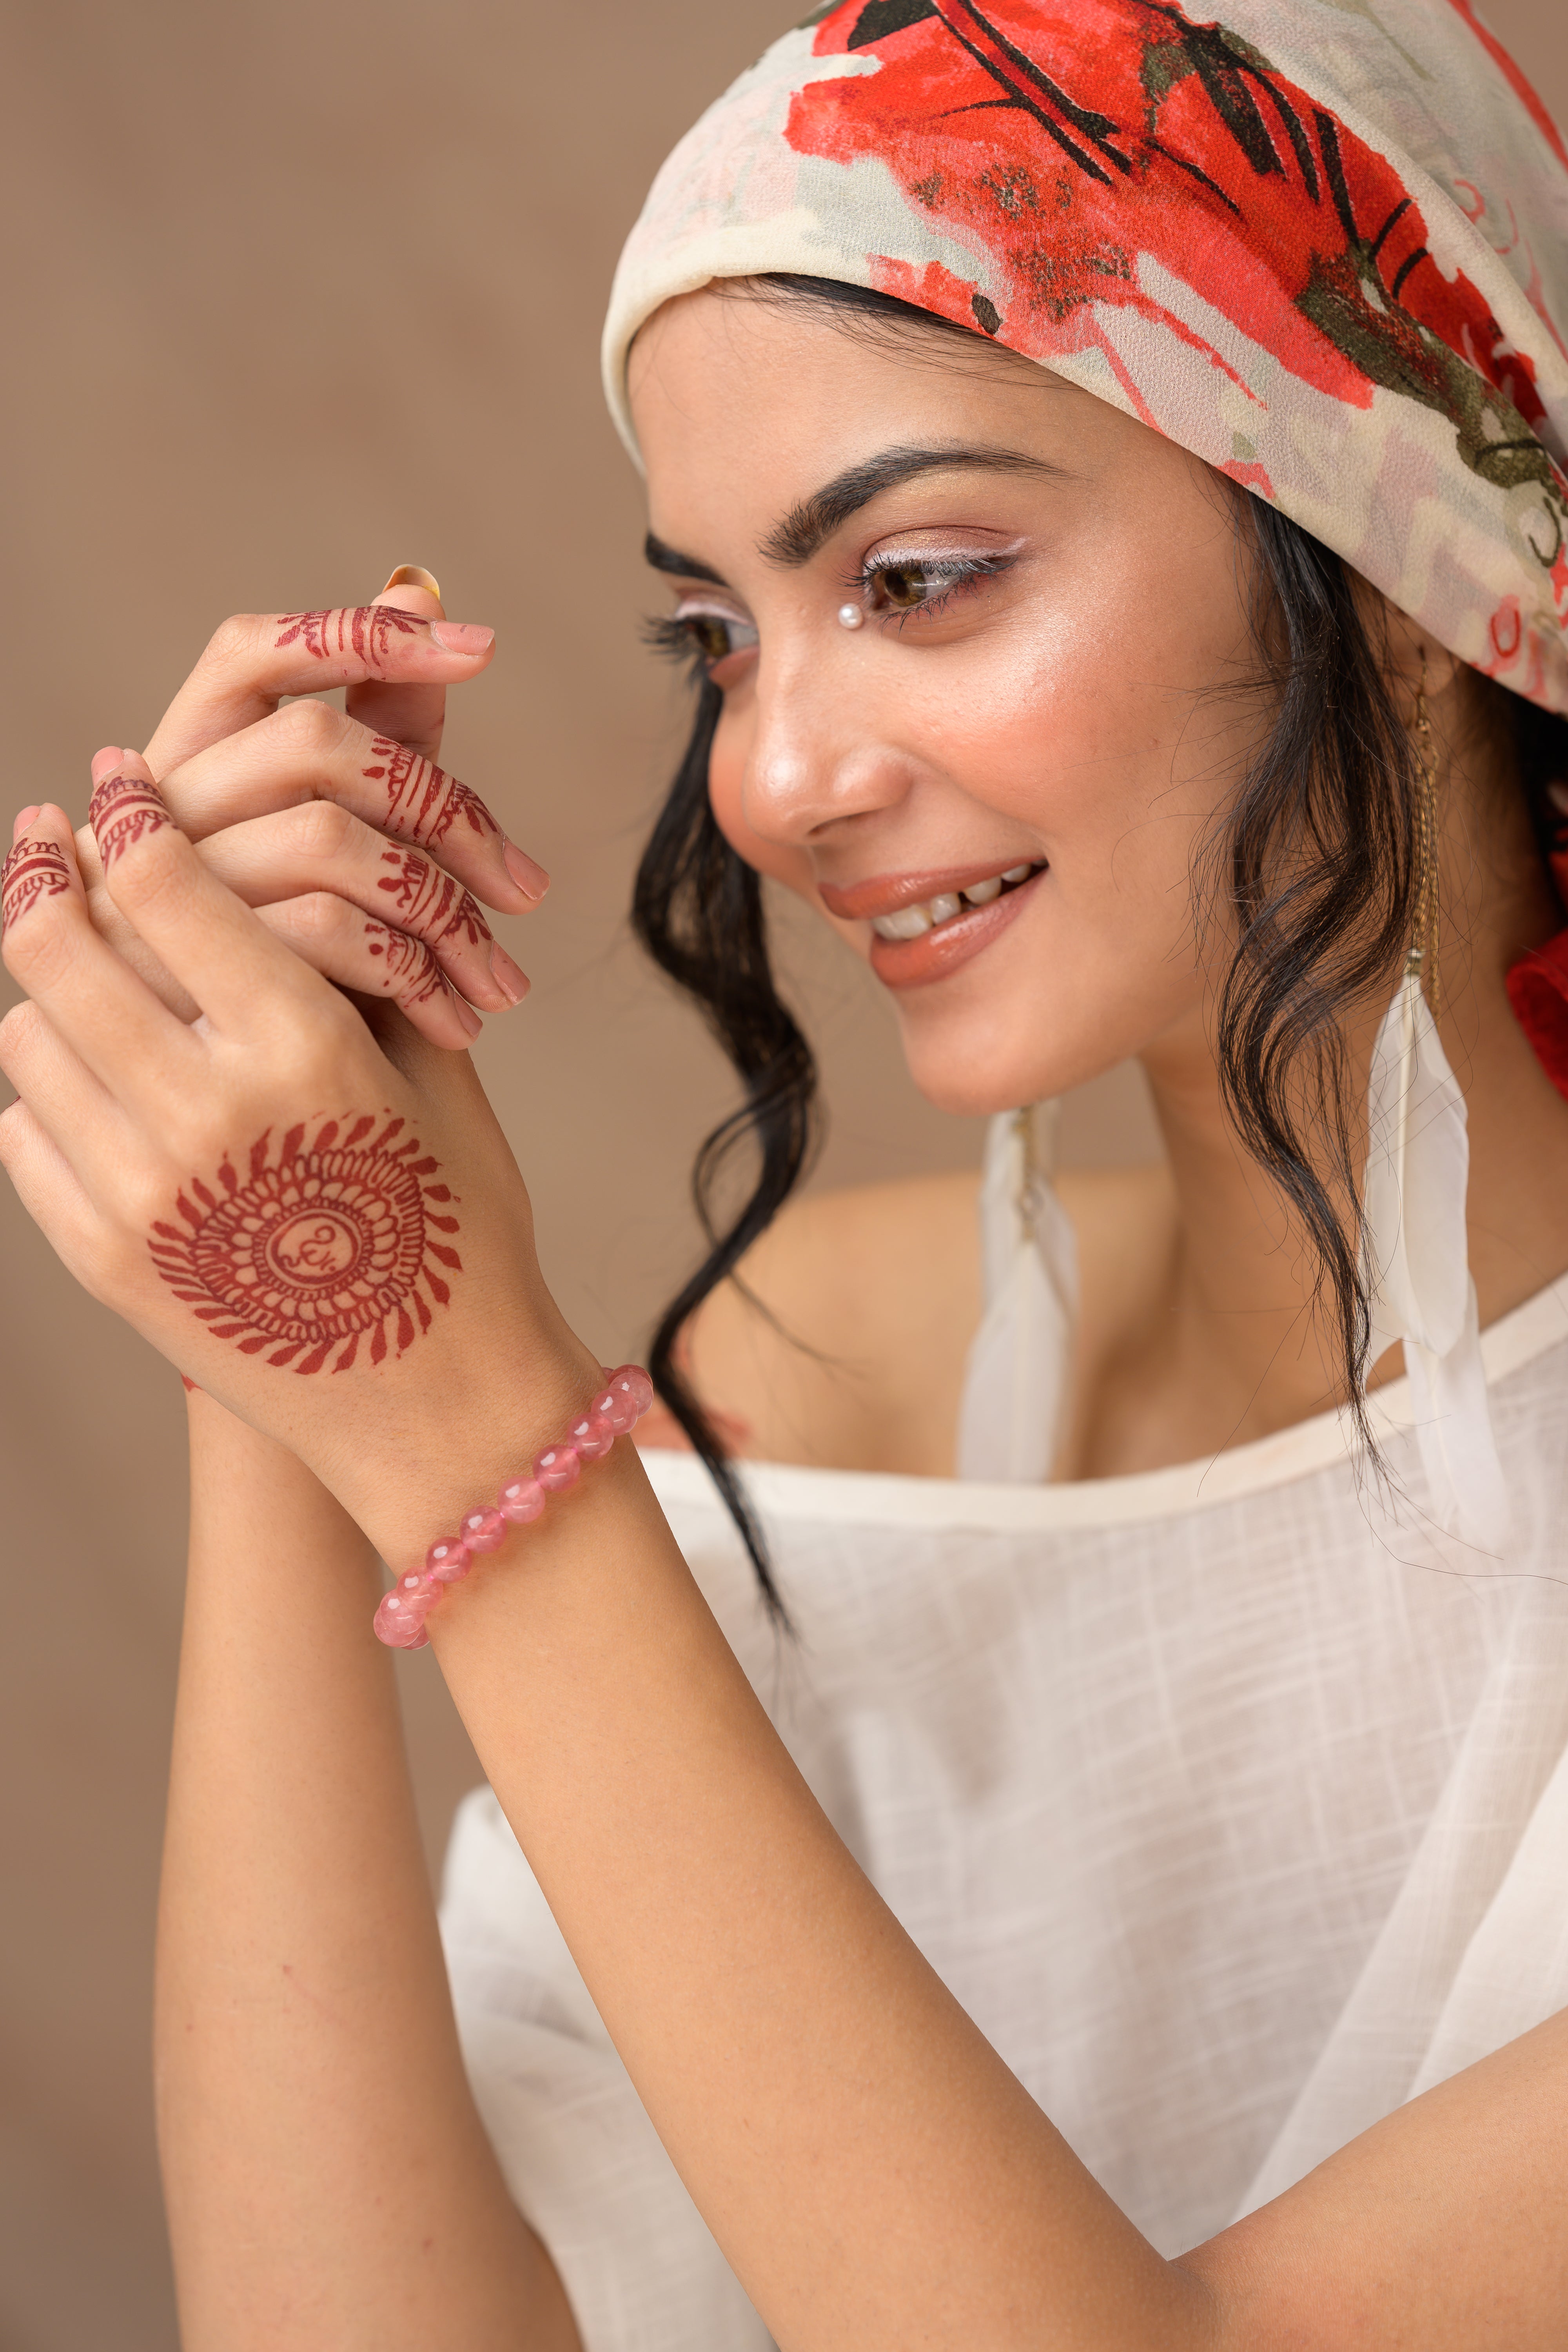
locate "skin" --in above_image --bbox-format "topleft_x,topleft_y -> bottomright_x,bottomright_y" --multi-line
1,305 -> 1567,2348
630,290 -> 1568,1472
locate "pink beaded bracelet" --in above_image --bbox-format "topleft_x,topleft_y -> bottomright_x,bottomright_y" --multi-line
372,1364 -> 655,1648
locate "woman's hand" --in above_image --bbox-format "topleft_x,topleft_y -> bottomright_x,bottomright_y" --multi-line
0,765 -> 597,1553
63,570 -> 549,1052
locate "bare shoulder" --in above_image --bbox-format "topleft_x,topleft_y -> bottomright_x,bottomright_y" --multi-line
682,1168 -> 982,1475
666,1154 -> 1176,1479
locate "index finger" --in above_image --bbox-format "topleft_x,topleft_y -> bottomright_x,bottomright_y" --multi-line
141,602 -> 495,779
346,564 -> 449,762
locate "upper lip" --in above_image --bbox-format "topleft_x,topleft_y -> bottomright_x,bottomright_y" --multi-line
816,860 -> 1043,923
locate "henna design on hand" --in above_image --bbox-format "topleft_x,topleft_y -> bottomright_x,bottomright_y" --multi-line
274,607 -> 426,671
362,735 -> 499,846
88,772 -> 174,868
363,919 -> 446,1008
147,1113 -> 462,1374
377,847 -> 490,947
0,838 -> 71,932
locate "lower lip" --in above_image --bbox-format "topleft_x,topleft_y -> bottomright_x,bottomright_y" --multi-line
867,869 -> 1044,991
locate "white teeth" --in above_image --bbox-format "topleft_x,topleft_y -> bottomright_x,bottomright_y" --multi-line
874,902 -> 935,940
870,862 -> 1040,941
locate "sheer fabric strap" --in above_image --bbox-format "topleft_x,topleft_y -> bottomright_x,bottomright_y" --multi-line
956,1106 -> 1079,1483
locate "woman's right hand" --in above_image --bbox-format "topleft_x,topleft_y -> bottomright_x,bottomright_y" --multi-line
62,567 -> 549,1051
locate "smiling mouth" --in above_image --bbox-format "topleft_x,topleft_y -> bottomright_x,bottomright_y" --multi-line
868,861 -> 1046,941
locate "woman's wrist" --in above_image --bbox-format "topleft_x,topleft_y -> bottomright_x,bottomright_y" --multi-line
374,1362 -> 655,1646
312,1309 -> 610,1586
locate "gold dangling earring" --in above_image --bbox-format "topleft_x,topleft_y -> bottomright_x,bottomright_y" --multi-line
1410,656 -> 1442,1026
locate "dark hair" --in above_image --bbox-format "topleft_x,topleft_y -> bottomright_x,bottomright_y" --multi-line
632,275 -> 1568,1604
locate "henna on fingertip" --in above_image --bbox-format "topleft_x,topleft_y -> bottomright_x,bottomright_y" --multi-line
362,918 -> 450,1010
0,837 -> 73,934
274,607 -> 492,673
376,846 -> 492,947
358,918 -> 486,1041
88,768 -> 177,870
361,733 -> 500,846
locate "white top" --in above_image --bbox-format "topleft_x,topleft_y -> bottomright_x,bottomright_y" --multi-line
441,1131 -> 1568,2352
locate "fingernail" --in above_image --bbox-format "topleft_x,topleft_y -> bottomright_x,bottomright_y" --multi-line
380,563 -> 441,600
13,806 -> 40,842
488,944 -> 530,1006
454,993 -> 484,1040
90,747 -> 124,784
428,621 -> 494,655
503,839 -> 550,900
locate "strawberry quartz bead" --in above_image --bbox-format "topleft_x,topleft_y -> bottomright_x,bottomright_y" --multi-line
374,1590 -> 431,1649
599,1367 -> 653,1428
498,1474 -> 546,1523
393,1568 -> 441,1608
533,1442 -> 581,1492
612,1365 -> 656,1416
426,1537 -> 471,1585
460,1505 -> 506,1554
592,1384 -> 637,1434
567,1406 -> 617,1462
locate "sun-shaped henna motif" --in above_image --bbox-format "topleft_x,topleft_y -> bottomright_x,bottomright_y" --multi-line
147,1113 -> 461,1374
362,734 -> 499,845
0,838 -> 72,930
274,606 -> 427,666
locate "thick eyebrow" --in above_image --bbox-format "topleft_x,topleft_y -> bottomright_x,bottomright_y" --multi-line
644,532 -> 729,587
762,444 -> 1071,567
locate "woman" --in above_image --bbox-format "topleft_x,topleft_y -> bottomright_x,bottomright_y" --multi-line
4,0 -> 1568,2344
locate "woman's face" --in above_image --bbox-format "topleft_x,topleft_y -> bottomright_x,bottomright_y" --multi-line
629,289 -> 1267,1116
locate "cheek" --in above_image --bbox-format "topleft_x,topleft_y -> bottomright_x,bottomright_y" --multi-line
936,557 -> 1252,905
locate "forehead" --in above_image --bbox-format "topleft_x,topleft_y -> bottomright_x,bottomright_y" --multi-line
629,284 -> 1041,434
628,287 -> 1187,557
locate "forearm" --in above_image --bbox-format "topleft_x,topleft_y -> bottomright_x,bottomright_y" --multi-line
407,1428 -> 1216,2352
157,1389 -> 576,2352
376,1383 -> 1568,2352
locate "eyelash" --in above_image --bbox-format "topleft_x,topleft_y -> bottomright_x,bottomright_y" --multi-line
642,612 -> 725,675
642,548 -> 1019,672
858,548 -> 1017,625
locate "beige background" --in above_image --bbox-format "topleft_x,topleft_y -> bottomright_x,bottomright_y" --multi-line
1,4 -> 1561,2342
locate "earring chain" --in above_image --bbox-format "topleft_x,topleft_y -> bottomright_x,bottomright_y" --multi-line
1410,662 -> 1442,1027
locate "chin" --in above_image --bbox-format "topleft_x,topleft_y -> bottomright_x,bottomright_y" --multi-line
879,887 -> 1201,1116
899,1020 -> 1118,1118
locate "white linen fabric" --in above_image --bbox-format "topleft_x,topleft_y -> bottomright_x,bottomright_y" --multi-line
956,1104 -> 1079,1483
441,1141 -> 1568,2352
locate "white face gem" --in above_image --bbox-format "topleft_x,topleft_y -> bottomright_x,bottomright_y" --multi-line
837,603 -> 864,630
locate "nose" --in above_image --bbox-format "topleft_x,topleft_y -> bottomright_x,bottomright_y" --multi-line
739,641 -> 918,848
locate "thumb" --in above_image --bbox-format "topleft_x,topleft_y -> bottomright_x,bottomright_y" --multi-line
345,563 -> 450,762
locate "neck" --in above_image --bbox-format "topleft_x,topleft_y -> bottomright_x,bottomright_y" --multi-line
1083,755 -> 1568,1477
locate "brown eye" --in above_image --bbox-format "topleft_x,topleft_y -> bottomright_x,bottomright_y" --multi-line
875,563 -> 931,610
686,614 -> 731,660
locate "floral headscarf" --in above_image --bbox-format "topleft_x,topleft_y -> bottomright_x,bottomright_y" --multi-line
603,0 -> 1568,718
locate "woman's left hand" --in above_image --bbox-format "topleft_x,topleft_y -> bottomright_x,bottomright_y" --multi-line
68,571 -> 550,1055
0,764 -> 599,1552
